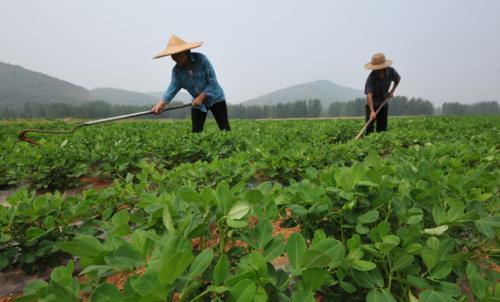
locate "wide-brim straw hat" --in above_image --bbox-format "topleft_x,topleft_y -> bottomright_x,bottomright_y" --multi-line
153,35 -> 203,59
364,53 -> 393,70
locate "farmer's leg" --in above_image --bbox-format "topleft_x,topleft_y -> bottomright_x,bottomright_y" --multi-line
210,101 -> 231,131
376,104 -> 388,132
365,105 -> 375,134
191,107 -> 208,133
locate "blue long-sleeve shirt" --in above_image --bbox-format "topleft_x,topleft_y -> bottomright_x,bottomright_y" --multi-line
162,52 -> 225,112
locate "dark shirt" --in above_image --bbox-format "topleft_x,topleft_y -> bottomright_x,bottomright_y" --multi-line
364,67 -> 401,106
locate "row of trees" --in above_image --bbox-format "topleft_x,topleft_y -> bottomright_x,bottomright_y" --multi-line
441,101 -> 499,115
328,97 -> 435,117
0,98 -> 498,120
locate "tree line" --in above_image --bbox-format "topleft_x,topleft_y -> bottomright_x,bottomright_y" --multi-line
0,97 -> 498,119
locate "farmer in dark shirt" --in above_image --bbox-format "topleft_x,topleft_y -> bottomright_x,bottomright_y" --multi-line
364,53 -> 401,134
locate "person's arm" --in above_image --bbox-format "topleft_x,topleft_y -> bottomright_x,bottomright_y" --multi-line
192,92 -> 206,107
367,93 -> 376,120
198,54 -> 220,101
152,70 -> 181,114
388,68 -> 401,98
365,76 -> 376,120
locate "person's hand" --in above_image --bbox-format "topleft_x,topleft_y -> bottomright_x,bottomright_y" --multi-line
388,91 -> 394,99
192,97 -> 203,107
152,100 -> 166,114
370,110 -> 377,120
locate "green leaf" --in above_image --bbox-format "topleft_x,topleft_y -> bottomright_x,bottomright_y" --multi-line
405,243 -> 424,254
207,285 -> 229,294
255,220 -> 273,249
375,235 -> 400,253
227,201 -> 251,220
159,236 -> 193,285
213,255 -> 230,285
287,233 -> 306,271
419,289 -> 457,302
230,279 -> 256,302
392,254 -> 414,272
406,207 -> 424,225
130,271 -> 161,296
311,238 -> 345,268
255,286 -> 268,301
358,210 -> 380,224
177,187 -> 200,202
430,262 -> 452,279
188,249 -> 214,279
420,248 -> 437,271
248,252 -> 267,275
356,223 -> 370,234
104,244 -> 144,269
90,283 -> 123,302
112,209 -> 129,227
474,217 -> 500,238
226,218 -> 249,228
263,237 -> 285,262
291,290 -> 316,302
56,235 -> 103,258
46,280 -> 79,302
303,250 -> 332,269
366,288 -> 397,302
26,227 -> 50,243
423,225 -> 448,236
79,265 -> 113,277
407,275 -> 429,289
23,279 -> 48,297
301,268 -> 325,292
351,259 -> 376,271
352,269 -> 384,289
162,205 -> 175,234
432,205 -> 447,225
0,255 -> 8,270
339,281 -> 357,293
244,189 -> 264,204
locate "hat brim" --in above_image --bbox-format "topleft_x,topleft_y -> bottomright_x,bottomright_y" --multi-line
153,42 -> 203,59
364,59 -> 393,70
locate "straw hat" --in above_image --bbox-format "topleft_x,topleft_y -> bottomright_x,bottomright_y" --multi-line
364,53 -> 393,70
153,35 -> 203,59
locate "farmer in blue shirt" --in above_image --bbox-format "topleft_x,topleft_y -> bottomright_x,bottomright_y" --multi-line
152,35 -> 230,132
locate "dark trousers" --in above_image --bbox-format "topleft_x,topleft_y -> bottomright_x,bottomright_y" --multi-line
191,101 -> 231,133
365,104 -> 388,134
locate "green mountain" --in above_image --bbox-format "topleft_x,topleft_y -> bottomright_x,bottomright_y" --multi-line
0,62 -> 91,109
0,62 -> 193,108
241,80 -> 364,106
90,88 -> 158,106
145,91 -> 193,103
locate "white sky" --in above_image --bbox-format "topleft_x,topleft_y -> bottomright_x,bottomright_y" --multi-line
1,0 -> 499,104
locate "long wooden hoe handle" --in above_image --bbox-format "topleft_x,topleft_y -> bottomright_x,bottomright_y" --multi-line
18,103 -> 192,146
354,96 -> 391,140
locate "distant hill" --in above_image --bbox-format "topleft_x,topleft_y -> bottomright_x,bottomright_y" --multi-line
145,91 -> 193,103
90,88 -> 158,106
0,62 -> 91,109
0,62 -> 193,108
241,80 -> 363,106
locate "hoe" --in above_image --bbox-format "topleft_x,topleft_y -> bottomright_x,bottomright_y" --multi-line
354,95 -> 391,140
18,104 -> 191,146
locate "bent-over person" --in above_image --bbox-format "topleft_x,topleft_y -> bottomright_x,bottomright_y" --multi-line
152,35 -> 230,133
364,53 -> 401,134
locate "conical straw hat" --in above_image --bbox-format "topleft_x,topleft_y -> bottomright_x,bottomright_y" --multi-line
364,53 -> 393,70
153,35 -> 203,59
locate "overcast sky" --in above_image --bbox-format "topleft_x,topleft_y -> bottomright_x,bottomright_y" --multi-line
1,0 -> 499,104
